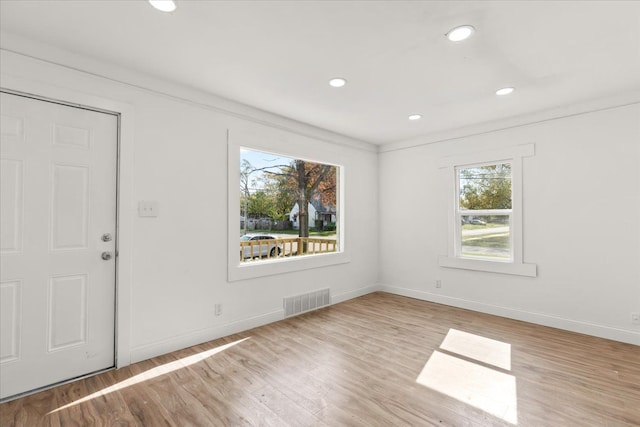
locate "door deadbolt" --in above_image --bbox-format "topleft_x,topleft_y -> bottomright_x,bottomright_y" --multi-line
101,233 -> 113,242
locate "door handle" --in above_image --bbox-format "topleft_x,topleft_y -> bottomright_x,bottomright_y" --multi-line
101,251 -> 113,261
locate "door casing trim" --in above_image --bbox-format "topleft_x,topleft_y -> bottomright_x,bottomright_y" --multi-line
0,77 -> 134,372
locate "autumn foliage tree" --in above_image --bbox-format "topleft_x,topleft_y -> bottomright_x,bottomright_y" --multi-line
281,160 -> 336,239
459,163 -> 512,210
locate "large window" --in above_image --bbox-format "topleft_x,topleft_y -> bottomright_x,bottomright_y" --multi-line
439,145 -> 536,277
239,148 -> 339,262
227,129 -> 347,281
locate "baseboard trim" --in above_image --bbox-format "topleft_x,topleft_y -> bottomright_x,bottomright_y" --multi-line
129,309 -> 284,364
131,282 -> 637,364
379,284 -> 640,346
332,283 -> 382,305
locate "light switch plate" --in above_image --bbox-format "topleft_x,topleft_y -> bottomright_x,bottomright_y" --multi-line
138,200 -> 159,217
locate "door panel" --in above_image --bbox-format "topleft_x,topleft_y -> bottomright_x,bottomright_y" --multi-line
0,92 -> 118,400
0,159 -> 24,254
48,274 -> 88,351
51,164 -> 90,250
0,280 -> 21,363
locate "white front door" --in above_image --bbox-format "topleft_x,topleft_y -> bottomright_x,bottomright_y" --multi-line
0,91 -> 118,400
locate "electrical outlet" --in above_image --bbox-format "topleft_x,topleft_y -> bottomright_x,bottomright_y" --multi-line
435,280 -> 442,289
214,304 -> 222,317
631,312 -> 640,325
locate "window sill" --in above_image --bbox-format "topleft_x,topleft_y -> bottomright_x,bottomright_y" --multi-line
438,255 -> 537,277
228,251 -> 350,282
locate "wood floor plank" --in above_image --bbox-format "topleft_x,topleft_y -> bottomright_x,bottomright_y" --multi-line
1,292 -> 639,426
52,381 -> 102,427
0,388 -> 61,427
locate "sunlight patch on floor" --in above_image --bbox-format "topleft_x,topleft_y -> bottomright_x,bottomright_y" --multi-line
416,329 -> 517,424
440,328 -> 511,370
48,337 -> 250,414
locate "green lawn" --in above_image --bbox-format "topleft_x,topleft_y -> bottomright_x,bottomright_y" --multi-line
461,227 -> 510,258
462,234 -> 509,249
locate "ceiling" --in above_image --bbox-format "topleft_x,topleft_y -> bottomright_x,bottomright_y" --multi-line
1,1 -> 639,145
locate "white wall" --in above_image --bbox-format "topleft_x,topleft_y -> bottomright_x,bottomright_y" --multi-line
2,34 -> 638,364
379,103 -> 640,344
0,48 -> 379,363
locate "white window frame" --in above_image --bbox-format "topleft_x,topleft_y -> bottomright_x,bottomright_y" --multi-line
227,129 -> 349,282
438,144 -> 537,277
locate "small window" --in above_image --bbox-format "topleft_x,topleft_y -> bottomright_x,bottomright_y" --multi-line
439,145 -> 536,277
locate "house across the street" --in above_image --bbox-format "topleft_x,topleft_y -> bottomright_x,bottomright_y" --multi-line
288,200 -> 337,230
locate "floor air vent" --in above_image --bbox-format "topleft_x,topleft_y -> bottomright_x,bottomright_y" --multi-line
284,288 -> 331,318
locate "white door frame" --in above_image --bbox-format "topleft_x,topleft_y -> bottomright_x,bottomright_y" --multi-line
1,75 -> 134,369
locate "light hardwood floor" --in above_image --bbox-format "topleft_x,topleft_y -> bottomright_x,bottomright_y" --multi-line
1,292 -> 639,426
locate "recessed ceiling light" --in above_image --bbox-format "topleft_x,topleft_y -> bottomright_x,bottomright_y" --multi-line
148,0 -> 176,12
496,87 -> 515,96
408,114 -> 422,121
446,25 -> 475,42
329,78 -> 347,88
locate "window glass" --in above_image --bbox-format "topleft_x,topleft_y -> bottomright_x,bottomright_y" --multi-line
460,215 -> 510,259
456,163 -> 512,261
458,163 -> 512,210
239,148 -> 339,263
